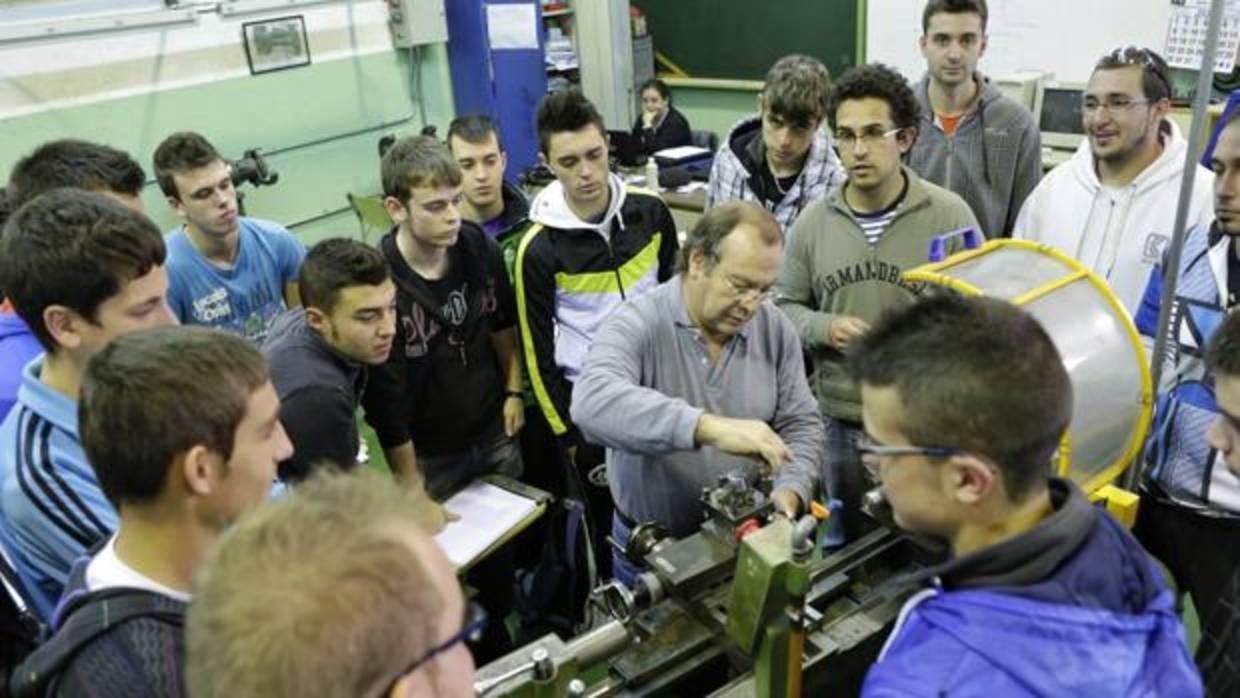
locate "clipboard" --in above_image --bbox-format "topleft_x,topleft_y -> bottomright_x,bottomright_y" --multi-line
434,475 -> 550,572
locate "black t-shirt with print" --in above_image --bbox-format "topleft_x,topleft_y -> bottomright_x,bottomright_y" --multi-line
366,225 -> 516,457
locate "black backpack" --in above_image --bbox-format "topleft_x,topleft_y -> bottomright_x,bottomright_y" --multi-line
0,547 -> 43,698
515,493 -> 598,635
8,587 -> 184,698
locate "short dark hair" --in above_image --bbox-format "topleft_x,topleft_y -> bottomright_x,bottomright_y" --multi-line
298,238 -> 390,313
152,131 -> 224,199
0,189 -> 166,351
1094,46 -> 1171,103
7,139 -> 145,210
847,294 -> 1072,501
763,55 -> 832,129
677,201 -> 782,274
922,0 -> 988,33
1207,310 -> 1240,377
80,326 -> 268,508
827,63 -> 923,137
639,77 -> 672,102
380,135 -> 462,204
536,89 -> 606,156
447,113 -> 504,151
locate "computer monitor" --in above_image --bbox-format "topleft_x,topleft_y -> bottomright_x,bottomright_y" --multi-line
993,70 -> 1046,114
1039,81 -> 1087,151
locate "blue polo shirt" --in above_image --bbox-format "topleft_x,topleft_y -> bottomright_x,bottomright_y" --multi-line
0,359 -> 116,618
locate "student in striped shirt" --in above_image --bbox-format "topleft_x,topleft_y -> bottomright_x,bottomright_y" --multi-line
776,63 -> 979,542
0,189 -> 174,617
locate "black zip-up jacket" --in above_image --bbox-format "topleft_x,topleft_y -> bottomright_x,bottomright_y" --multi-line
515,177 -> 678,448
364,222 -> 516,456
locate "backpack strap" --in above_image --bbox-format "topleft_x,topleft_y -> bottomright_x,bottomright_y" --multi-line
12,587 -> 184,691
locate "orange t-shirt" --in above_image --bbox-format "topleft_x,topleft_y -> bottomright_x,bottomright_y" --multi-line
938,112 -> 963,137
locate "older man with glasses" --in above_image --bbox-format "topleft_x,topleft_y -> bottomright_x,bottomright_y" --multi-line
570,201 -> 822,587
1013,46 -> 1215,314
852,292 -> 1203,697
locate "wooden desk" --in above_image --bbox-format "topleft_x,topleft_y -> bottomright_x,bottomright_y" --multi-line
660,188 -> 707,213
659,188 -> 707,236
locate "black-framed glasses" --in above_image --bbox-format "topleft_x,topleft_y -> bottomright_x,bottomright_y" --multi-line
857,435 -> 962,481
384,601 -> 488,694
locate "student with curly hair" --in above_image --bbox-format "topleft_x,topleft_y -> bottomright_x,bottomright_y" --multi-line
774,62 -> 978,541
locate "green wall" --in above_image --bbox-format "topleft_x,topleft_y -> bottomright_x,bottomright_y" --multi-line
668,84 -> 762,144
0,45 -> 455,245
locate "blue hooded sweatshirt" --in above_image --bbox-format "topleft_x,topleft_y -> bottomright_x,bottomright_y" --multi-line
863,478 -> 1203,697
0,312 -> 41,423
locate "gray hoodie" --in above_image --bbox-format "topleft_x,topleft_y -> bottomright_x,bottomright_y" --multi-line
907,74 -> 1042,238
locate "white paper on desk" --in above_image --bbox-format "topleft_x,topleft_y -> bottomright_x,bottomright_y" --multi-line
673,181 -> 708,193
434,480 -> 538,568
653,145 -> 711,160
487,4 -> 538,50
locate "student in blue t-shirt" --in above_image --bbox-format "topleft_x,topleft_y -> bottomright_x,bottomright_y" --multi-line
153,132 -> 305,344
0,190 -> 175,618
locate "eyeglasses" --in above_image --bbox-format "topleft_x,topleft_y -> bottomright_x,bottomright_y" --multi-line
1097,45 -> 1171,97
857,435 -> 962,481
1082,97 -> 1151,116
1103,45 -> 1164,72
722,275 -> 772,303
835,127 -> 903,151
384,601 -> 488,694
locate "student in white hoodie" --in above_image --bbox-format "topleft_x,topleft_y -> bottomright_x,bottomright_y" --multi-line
1013,47 -> 1214,315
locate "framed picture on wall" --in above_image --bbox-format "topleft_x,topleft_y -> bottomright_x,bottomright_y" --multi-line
242,15 -> 311,75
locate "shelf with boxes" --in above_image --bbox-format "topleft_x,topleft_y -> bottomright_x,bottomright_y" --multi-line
542,0 -> 578,91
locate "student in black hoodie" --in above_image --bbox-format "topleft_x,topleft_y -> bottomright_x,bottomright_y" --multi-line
364,134 -> 523,661
10,327 -> 292,698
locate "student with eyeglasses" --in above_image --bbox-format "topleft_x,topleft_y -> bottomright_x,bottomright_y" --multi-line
1013,46 -> 1215,314
853,293 -> 1202,697
186,468 -> 476,698
775,62 -> 978,542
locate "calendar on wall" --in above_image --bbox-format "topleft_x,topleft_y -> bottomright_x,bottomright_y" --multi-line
1165,0 -> 1240,72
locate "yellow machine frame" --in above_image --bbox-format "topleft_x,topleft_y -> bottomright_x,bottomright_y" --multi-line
904,240 -> 1154,526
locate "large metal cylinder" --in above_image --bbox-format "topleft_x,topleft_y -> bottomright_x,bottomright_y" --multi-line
905,239 -> 1153,494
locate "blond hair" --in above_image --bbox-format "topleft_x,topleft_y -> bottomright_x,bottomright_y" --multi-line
187,469 -> 444,697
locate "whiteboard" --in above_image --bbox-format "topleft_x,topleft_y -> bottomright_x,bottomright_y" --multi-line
866,0 -> 1173,84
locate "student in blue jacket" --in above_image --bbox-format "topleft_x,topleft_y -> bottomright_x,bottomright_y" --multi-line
850,293 -> 1202,698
